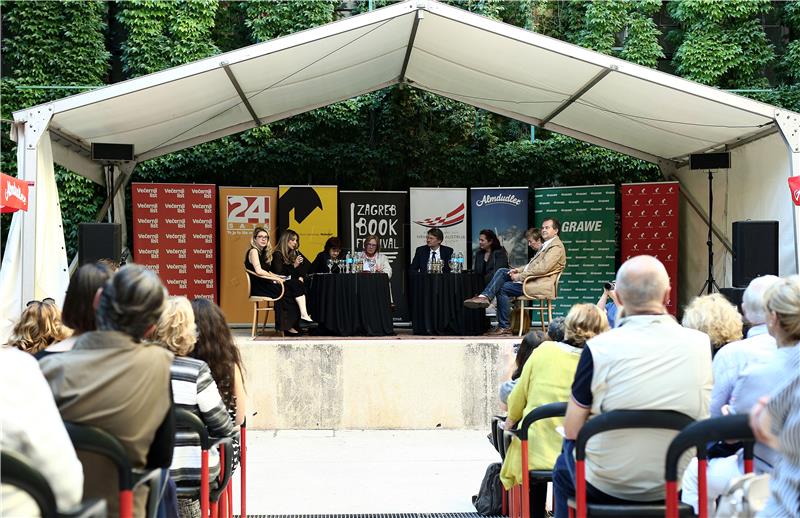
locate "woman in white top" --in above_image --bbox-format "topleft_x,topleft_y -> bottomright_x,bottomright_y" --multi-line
358,235 -> 392,278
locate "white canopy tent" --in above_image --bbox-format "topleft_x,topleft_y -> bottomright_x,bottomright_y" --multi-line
3,0 -> 799,332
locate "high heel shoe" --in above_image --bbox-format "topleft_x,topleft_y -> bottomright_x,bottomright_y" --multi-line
284,329 -> 301,337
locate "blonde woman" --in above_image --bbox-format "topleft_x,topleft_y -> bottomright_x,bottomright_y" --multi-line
270,229 -> 314,335
682,293 -> 743,356
7,299 -> 70,355
500,304 -> 609,493
152,296 -> 236,518
245,226 -> 285,298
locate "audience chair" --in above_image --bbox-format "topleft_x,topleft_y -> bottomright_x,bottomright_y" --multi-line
239,419 -> 247,518
1,450 -> 107,518
174,409 -> 234,518
245,269 -> 285,339
506,402 -> 568,518
65,422 -> 163,518
491,415 -> 506,456
665,414 -> 756,518
568,410 -> 696,518
516,270 -> 563,336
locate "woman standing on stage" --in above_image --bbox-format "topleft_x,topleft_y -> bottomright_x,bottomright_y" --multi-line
357,235 -> 392,278
271,229 -> 314,335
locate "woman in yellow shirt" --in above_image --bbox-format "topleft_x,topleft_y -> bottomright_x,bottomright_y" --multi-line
500,303 -> 609,489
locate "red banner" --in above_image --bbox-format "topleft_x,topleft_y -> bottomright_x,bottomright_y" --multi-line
621,182 -> 680,315
0,173 -> 29,213
789,176 -> 800,206
132,183 -> 217,301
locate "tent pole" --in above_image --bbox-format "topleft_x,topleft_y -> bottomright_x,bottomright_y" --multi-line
776,110 -> 800,274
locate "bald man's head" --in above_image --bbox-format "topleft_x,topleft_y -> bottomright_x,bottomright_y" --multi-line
615,255 -> 670,314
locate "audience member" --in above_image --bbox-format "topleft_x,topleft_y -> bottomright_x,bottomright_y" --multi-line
38,262 -> 113,358
465,218 -> 566,336
683,276 -> 800,514
153,296 -> 237,518
749,346 -> 800,517
473,229 -> 510,283
410,228 -> 453,273
6,298 -> 70,354
547,316 -> 566,343
709,275 -> 779,417
1,347 -> 83,516
501,304 -> 608,492
357,235 -> 392,277
682,293 -> 743,356
595,281 -> 620,328
310,236 -> 342,274
552,255 -> 712,517
40,264 -> 174,517
498,330 -> 546,407
191,297 -> 247,475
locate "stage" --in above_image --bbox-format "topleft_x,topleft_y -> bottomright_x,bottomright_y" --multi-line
235,330 -> 518,430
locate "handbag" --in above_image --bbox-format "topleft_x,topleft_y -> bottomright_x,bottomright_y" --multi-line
714,473 -> 770,518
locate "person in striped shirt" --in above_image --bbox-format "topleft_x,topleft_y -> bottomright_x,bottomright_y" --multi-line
153,296 -> 237,518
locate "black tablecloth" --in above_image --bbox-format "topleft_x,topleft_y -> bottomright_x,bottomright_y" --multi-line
308,273 -> 394,336
409,272 -> 489,336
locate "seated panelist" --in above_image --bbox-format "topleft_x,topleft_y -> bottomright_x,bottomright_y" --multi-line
410,228 -> 453,273
357,235 -> 392,278
310,236 -> 342,274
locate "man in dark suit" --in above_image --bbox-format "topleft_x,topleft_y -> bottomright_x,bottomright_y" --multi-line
410,228 -> 454,273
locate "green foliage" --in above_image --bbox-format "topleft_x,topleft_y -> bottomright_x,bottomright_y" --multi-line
0,0 -> 108,257
669,0 -> 775,88
117,0 -> 219,77
244,0 -> 336,42
777,1 -> 800,83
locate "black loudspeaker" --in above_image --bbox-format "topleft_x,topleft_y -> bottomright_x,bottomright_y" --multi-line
719,287 -> 746,309
732,220 -> 778,288
690,152 -> 731,170
79,223 -> 122,266
91,142 -> 134,162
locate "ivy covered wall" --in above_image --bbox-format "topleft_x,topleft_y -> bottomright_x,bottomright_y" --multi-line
1,0 -> 798,258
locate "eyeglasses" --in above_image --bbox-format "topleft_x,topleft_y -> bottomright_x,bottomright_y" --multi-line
27,298 -> 55,307
366,243 -> 378,248
256,235 -> 268,239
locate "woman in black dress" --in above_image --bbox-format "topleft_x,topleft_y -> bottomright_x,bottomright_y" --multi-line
244,227 -> 310,336
473,228 -> 510,283
310,236 -> 342,274
271,229 -> 314,334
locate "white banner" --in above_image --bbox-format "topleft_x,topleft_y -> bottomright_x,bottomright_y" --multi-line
409,187 -> 468,261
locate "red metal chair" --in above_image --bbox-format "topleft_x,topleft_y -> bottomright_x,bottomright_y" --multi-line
174,409 -> 234,518
64,421 -> 162,518
568,409 -> 696,518
665,414 -> 756,518
239,420 -> 247,518
1,449 -> 107,518
506,401 -> 568,518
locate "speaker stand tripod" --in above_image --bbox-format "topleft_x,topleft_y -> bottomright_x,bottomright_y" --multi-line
699,169 -> 720,295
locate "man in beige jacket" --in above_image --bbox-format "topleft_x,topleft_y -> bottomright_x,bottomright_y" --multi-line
465,218 -> 567,335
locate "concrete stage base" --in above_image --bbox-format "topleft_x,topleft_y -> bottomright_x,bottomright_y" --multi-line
238,335 -> 518,430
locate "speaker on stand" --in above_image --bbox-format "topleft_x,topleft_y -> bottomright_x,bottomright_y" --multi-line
78,223 -> 122,266
732,220 -> 779,287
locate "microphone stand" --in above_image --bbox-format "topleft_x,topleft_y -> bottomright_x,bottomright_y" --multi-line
699,169 -> 720,295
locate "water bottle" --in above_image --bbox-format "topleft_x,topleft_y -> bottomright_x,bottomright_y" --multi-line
345,252 -> 353,273
457,252 -> 464,273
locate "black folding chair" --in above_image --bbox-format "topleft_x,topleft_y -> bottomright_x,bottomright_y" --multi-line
65,421 -> 162,518
568,409 -> 696,518
1,449 -> 106,518
506,402 -> 568,518
665,414 -> 756,518
174,408 -> 234,518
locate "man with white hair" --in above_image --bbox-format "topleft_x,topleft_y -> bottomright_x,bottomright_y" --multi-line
708,275 -> 779,417
551,255 -> 712,517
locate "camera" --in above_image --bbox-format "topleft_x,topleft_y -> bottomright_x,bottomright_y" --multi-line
604,281 -> 616,291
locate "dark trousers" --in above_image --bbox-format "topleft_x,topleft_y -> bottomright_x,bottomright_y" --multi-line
552,439 -> 641,518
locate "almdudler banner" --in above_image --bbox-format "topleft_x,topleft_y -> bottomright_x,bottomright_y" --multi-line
409,187 -> 467,261
470,187 -> 528,268
534,185 -> 616,318
218,186 -> 278,324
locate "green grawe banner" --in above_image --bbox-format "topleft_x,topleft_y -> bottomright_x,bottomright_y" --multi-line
534,185 -> 616,318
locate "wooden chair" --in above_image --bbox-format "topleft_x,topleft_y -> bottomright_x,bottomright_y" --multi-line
516,270 -> 563,336
245,269 -> 284,339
